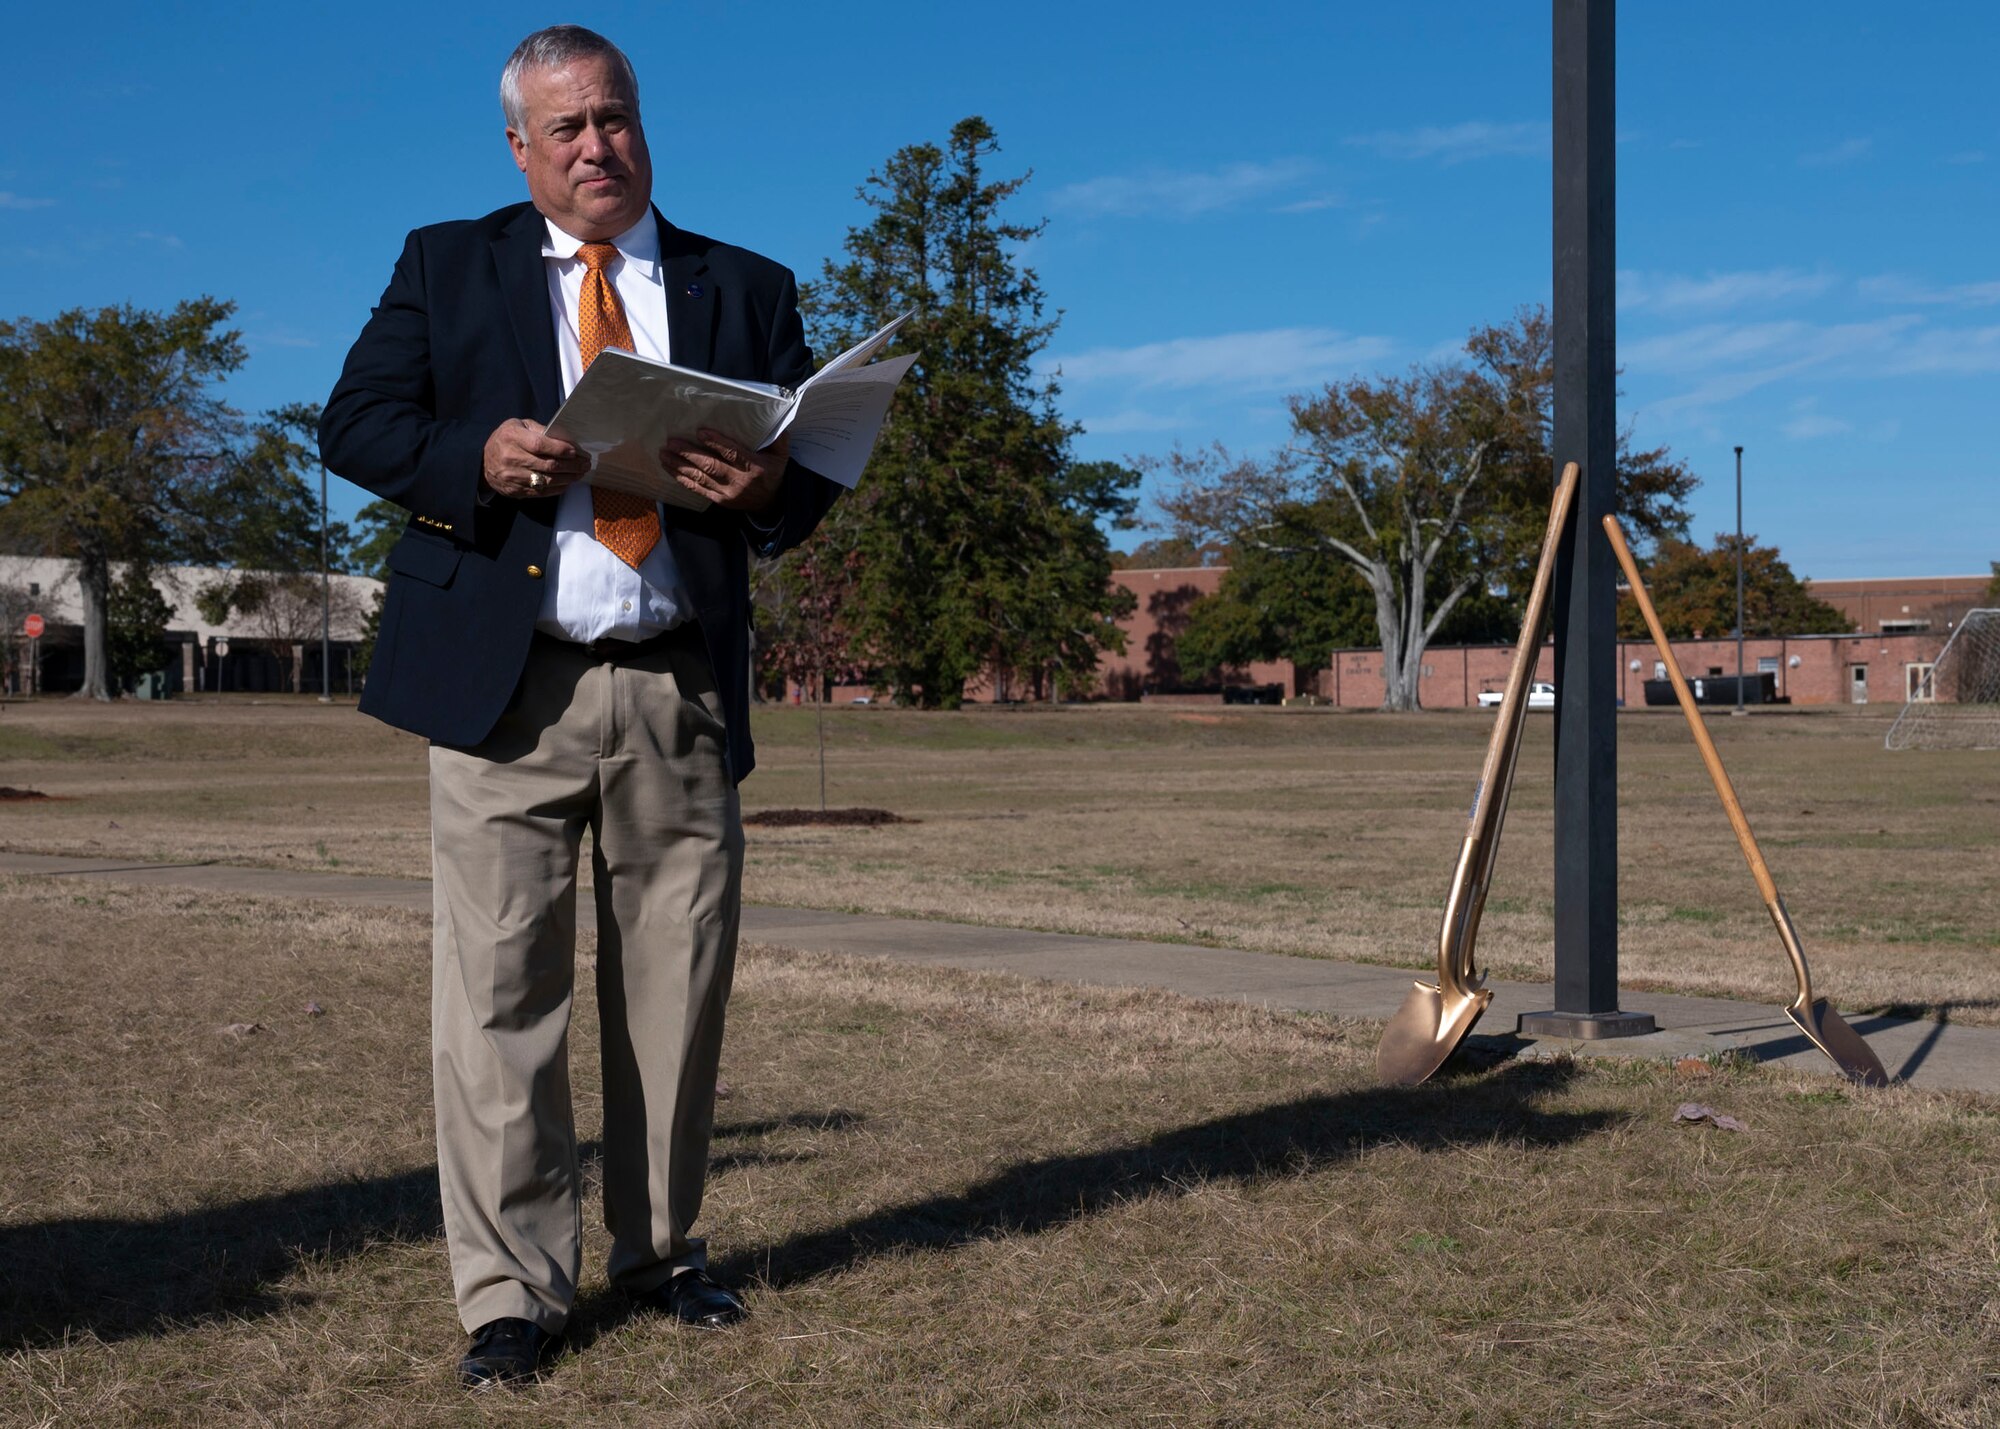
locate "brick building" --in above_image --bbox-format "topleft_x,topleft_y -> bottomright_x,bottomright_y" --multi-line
1802,574 -> 1990,636
803,564 -> 1993,709
1095,566 -> 1298,701
1097,566 -> 1986,710
1326,630 -> 1949,709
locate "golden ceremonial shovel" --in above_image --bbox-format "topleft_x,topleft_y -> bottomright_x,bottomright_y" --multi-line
1377,462 -> 1579,1087
1602,515 -> 1889,1086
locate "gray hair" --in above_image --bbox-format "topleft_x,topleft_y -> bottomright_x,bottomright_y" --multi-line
500,25 -> 640,136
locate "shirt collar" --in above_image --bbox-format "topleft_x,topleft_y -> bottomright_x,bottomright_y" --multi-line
541,211 -> 661,282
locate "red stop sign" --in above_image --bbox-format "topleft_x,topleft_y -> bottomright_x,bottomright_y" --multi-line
22,614 -> 43,638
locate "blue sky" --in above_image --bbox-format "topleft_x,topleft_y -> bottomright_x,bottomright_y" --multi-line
4,2 -> 1994,579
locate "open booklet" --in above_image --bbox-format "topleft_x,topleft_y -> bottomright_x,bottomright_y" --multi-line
547,311 -> 918,511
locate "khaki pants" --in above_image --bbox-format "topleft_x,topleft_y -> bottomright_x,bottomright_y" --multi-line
427,630 -> 743,1333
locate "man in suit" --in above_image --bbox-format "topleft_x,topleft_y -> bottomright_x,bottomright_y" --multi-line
319,24 -> 839,1388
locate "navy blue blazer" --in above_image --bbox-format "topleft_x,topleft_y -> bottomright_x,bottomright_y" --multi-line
320,201 -> 838,783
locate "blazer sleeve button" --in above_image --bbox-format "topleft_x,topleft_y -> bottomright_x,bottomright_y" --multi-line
526,564 -> 544,579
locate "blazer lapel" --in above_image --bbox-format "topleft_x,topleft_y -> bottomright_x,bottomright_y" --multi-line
659,210 -> 716,375
492,206 -> 562,420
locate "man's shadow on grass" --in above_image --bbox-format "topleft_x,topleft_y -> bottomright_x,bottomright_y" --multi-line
0,1112 -> 858,1351
2,1061 -> 1614,1351
563,1057 -> 1613,1347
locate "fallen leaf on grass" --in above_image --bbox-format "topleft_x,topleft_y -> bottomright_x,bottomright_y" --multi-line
1674,1057 -> 1713,1080
304,1002 -> 325,1017
1675,1102 -> 1746,1132
219,1022 -> 269,1038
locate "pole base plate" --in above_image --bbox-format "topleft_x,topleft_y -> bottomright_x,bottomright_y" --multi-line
1516,1009 -> 1658,1040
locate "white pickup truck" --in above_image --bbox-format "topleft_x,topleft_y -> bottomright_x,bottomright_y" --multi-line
1477,681 -> 1556,710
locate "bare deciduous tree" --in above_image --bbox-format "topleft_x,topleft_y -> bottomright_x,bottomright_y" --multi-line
1156,309 -> 1695,711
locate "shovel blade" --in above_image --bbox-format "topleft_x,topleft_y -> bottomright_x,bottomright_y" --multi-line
1786,998 -> 1891,1087
1377,979 -> 1494,1087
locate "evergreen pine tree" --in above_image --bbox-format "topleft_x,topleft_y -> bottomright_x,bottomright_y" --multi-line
800,118 -> 1134,707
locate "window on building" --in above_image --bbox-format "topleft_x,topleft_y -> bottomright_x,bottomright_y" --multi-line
1757,656 -> 1780,674
1906,663 -> 1935,702
1881,618 -> 1932,634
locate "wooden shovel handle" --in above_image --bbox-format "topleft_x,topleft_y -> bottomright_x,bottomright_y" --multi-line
1601,516 -> 1782,908
1470,461 -> 1579,853
1436,462 -> 1579,994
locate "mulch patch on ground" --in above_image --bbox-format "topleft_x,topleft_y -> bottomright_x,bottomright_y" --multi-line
742,807 -> 914,828
0,787 -> 54,802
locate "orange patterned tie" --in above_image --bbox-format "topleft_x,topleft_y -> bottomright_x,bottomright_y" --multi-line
576,242 -> 659,568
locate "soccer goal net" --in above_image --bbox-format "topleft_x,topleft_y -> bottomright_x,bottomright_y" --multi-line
1885,608 -> 2000,751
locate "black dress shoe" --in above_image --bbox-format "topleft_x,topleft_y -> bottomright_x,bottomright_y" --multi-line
634,1269 -> 748,1328
457,1316 -> 557,1389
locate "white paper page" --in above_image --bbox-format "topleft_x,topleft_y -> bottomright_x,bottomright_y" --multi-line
548,350 -> 793,510
805,310 -> 916,385
785,353 -> 919,488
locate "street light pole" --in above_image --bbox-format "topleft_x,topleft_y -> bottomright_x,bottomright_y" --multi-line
1734,444 -> 1745,715
316,456 -> 332,700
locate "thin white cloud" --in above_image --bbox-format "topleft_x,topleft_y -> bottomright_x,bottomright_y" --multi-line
1273,193 -> 1346,214
1050,159 -> 1316,219
1781,400 -> 1852,440
1344,121 -> 1548,163
1622,318 -> 1901,377
1075,409 -> 1189,436
1619,267 -> 1837,314
1626,313 -> 1999,424
0,192 -> 56,211
1940,150 -> 1986,165
1346,209 -> 1391,239
132,231 -> 184,249
1799,137 -> 1871,167
1856,273 -> 2000,308
1879,324 -> 2000,376
1045,328 -> 1394,394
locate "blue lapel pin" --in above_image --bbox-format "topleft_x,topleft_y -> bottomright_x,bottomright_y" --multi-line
685,282 -> 704,298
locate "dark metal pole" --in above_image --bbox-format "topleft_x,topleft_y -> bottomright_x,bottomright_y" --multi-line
1520,0 -> 1654,1041
1734,445 -> 1745,715
319,463 -> 332,705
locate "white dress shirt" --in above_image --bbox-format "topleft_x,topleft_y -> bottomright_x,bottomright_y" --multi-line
534,212 -> 690,643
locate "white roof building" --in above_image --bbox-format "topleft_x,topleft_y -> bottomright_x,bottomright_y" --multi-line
0,556 -> 382,645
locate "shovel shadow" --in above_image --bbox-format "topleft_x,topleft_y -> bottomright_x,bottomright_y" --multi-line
1852,1000 -> 2000,1083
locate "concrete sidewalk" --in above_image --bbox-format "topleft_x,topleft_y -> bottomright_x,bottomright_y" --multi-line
4,850 -> 1990,1095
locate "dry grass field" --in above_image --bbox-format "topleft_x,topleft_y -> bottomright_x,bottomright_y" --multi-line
0,695 -> 1994,1023
1,876 -> 1995,1425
